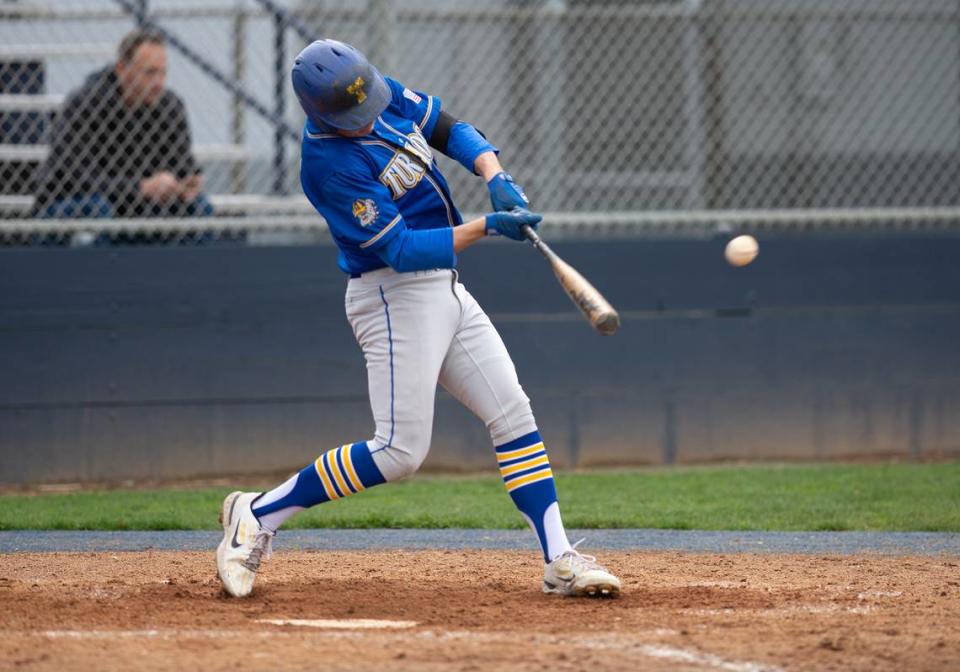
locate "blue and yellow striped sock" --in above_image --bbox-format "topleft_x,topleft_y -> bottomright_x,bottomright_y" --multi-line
252,442 -> 386,531
496,430 -> 573,562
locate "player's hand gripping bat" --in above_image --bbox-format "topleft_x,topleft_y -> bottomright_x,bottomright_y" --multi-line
521,225 -> 620,335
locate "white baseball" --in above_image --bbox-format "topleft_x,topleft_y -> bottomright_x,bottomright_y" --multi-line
725,234 -> 759,267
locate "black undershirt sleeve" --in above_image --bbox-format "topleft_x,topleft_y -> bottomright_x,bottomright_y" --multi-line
428,110 -> 457,154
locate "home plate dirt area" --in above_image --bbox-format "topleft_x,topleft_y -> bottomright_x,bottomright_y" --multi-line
0,550 -> 957,671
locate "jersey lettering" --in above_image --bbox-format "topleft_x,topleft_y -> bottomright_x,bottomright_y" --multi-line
380,151 -> 425,199
403,128 -> 433,165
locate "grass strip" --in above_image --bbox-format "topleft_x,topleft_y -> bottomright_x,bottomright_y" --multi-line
0,462 -> 957,532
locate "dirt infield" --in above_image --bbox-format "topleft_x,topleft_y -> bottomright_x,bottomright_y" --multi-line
1,550 -> 957,671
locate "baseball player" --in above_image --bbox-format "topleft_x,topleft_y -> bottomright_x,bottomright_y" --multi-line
216,39 -> 621,599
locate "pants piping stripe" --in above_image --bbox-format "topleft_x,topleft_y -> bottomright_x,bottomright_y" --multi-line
378,285 -> 396,454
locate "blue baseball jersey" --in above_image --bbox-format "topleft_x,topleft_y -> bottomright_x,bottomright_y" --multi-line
301,77 -> 479,276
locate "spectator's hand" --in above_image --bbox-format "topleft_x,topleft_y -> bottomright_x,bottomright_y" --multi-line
180,174 -> 204,203
140,171 -> 181,203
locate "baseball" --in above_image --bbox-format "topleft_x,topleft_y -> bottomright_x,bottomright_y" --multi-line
725,234 -> 759,267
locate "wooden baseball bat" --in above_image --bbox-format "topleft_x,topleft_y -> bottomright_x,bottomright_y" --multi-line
521,225 -> 620,335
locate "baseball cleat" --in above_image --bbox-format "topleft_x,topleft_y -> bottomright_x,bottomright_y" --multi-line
216,491 -> 273,598
543,540 -> 621,598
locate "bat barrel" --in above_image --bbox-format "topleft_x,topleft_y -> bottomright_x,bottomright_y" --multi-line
522,223 -> 620,336
595,311 -> 621,336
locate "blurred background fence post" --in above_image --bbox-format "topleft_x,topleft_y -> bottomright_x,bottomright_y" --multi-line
230,0 -> 246,194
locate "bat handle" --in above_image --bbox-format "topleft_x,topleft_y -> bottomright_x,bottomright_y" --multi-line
521,223 -> 559,264
521,223 -> 541,244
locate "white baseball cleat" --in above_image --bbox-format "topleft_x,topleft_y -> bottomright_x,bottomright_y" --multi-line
216,491 -> 274,598
543,540 -> 621,598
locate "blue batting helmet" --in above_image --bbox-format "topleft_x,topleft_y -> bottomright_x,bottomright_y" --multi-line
291,40 -> 390,131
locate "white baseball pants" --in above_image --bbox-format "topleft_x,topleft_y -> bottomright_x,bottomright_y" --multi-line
344,267 -> 537,481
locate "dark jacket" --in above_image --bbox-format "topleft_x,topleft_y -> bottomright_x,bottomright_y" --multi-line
34,66 -> 200,216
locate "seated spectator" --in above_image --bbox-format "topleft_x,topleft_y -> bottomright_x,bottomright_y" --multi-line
33,27 -> 213,221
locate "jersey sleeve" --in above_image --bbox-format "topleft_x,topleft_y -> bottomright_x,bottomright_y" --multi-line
308,171 -> 405,252
385,77 -> 442,140
446,121 -> 499,173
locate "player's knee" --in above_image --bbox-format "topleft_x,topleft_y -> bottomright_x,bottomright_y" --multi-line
369,436 -> 430,482
389,445 -> 428,480
486,397 -> 537,445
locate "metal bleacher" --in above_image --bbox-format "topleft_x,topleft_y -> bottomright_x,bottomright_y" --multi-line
0,136 -> 264,217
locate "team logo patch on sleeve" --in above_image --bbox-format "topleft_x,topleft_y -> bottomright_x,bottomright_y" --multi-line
352,198 -> 379,227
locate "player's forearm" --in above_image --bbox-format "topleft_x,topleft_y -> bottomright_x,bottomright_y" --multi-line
439,118 -> 499,175
453,218 -> 488,253
377,226 -> 456,273
474,152 -> 503,182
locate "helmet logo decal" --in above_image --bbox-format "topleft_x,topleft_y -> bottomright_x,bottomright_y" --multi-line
352,198 -> 379,227
347,77 -> 367,104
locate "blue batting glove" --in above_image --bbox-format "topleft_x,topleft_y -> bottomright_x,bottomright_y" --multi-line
485,207 -> 542,241
487,171 -> 530,212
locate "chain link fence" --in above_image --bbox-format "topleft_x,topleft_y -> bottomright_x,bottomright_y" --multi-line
2,0 -> 960,243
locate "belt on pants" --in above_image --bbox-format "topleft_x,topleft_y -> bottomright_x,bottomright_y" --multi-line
348,267 -> 450,280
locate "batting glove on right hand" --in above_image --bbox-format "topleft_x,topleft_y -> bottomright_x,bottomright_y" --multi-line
485,207 -> 542,241
487,171 -> 530,212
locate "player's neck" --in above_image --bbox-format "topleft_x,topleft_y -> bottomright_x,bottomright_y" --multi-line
336,121 -> 375,138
